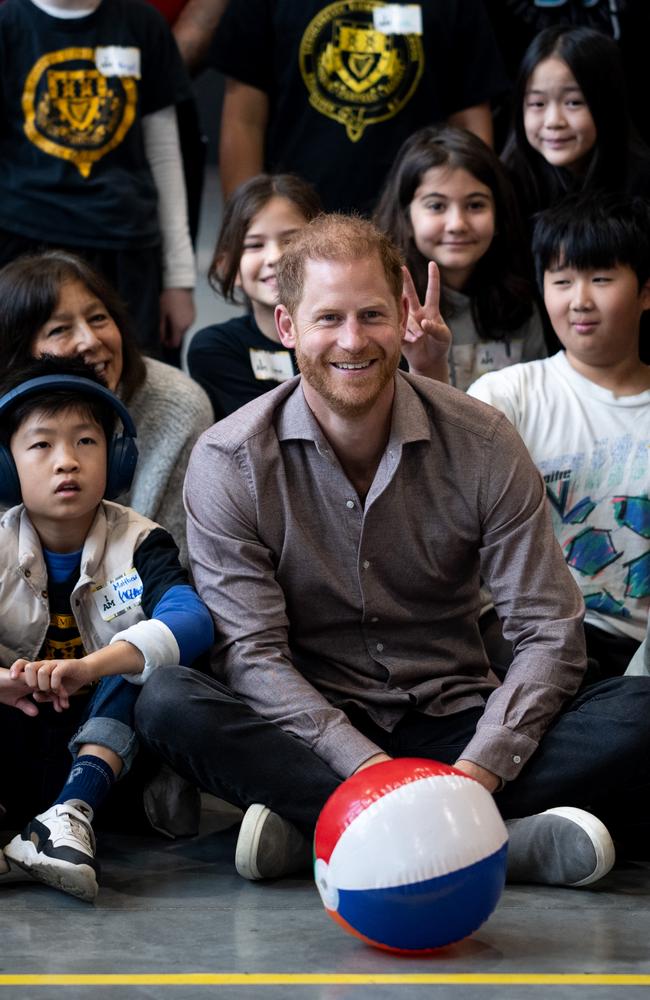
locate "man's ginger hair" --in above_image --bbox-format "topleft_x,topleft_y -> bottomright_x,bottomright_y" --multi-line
276,213 -> 404,315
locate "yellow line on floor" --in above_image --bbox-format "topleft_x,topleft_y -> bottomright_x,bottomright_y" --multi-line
1,973 -> 650,987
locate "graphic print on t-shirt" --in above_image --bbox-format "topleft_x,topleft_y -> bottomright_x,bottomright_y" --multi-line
542,442 -> 650,635
22,48 -> 138,177
299,1 -> 424,142
41,610 -> 86,660
40,572 -> 87,662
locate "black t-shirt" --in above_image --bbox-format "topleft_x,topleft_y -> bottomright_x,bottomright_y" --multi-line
39,564 -> 86,662
0,0 -> 190,248
187,313 -> 298,419
211,0 -> 509,214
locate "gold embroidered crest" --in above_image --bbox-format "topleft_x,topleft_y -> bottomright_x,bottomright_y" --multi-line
299,1 -> 424,142
22,48 -> 137,178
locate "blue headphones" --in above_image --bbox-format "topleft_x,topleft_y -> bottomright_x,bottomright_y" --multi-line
0,375 -> 138,507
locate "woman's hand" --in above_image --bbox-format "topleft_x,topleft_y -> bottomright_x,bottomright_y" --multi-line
401,262 -> 451,383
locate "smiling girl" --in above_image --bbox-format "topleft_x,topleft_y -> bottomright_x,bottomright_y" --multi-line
375,126 -> 547,391
502,26 -> 650,221
187,174 -> 322,419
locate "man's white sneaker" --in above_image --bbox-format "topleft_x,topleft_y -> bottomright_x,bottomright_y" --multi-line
506,806 -> 615,887
235,804 -> 312,881
4,800 -> 98,901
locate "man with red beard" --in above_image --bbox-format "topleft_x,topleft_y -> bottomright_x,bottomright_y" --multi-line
136,214 -> 650,889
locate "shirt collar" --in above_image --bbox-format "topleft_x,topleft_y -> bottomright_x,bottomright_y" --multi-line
276,371 -> 432,452
388,372 -> 433,449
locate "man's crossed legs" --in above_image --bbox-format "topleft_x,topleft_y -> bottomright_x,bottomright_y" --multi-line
135,669 -> 650,886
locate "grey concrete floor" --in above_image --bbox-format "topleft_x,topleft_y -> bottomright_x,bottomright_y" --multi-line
2,800 -> 650,1000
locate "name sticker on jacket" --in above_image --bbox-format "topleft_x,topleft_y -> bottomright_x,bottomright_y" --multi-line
95,46 -> 141,79
249,349 -> 294,382
373,4 -> 423,35
92,568 -> 144,622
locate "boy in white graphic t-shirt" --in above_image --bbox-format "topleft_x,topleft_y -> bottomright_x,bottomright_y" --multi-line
469,194 -> 650,678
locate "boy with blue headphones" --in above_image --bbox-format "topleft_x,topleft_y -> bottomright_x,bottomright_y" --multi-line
0,355 -> 213,902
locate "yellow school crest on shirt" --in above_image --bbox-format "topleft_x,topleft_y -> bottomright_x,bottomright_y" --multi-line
299,1 -> 424,142
22,48 -> 137,178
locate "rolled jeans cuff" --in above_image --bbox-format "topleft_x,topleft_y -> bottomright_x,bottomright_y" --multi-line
68,717 -> 139,776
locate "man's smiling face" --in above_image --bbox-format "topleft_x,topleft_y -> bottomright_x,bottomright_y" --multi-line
277,254 -> 406,419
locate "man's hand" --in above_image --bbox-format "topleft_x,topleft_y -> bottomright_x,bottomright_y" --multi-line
353,752 -> 392,774
401,263 -> 451,383
0,666 -> 40,716
454,758 -> 500,793
9,657 -> 101,711
159,288 -> 195,349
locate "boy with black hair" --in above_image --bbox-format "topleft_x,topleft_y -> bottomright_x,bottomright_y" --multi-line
0,355 -> 213,901
469,193 -> 650,677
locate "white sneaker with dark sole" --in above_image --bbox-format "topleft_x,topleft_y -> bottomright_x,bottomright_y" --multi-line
4,800 -> 98,902
506,806 -> 615,887
235,804 -> 312,881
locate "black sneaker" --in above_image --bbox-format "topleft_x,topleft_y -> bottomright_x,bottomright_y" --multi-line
4,800 -> 98,901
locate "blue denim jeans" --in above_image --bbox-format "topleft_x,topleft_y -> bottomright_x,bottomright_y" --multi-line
68,675 -> 141,775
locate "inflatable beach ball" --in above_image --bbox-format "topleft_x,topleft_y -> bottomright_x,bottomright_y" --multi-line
314,758 -> 508,952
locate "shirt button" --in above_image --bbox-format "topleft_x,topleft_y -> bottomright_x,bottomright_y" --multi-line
346,500 -> 354,509
370,616 -> 379,623
363,560 -> 370,570
376,642 -> 384,652
24,569 -> 31,577
512,755 -> 521,765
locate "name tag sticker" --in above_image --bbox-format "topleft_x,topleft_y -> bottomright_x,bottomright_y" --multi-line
249,349 -> 295,382
476,340 -> 523,374
95,46 -> 141,79
373,4 -> 423,35
92,568 -> 143,622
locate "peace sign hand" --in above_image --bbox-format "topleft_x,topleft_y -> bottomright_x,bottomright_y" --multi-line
401,262 -> 451,383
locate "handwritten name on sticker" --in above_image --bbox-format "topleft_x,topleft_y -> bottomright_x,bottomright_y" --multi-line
95,46 -> 141,79
249,349 -> 295,382
373,4 -> 423,35
92,568 -> 144,622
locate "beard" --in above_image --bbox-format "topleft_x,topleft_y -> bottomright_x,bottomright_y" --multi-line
294,341 -> 402,418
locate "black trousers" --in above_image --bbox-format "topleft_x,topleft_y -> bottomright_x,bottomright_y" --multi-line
135,668 -> 650,848
1,697 -> 156,832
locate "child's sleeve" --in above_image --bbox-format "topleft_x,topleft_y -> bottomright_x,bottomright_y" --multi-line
466,369 -> 523,430
109,528 -> 214,684
142,106 -> 195,291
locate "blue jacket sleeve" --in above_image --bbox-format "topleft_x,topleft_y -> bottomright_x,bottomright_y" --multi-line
134,528 -> 214,665
151,585 -> 214,667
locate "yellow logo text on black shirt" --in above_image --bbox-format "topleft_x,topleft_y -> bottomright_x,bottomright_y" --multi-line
299,1 -> 424,142
22,48 -> 137,178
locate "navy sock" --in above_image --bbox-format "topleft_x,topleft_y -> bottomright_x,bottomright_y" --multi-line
54,754 -> 115,815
